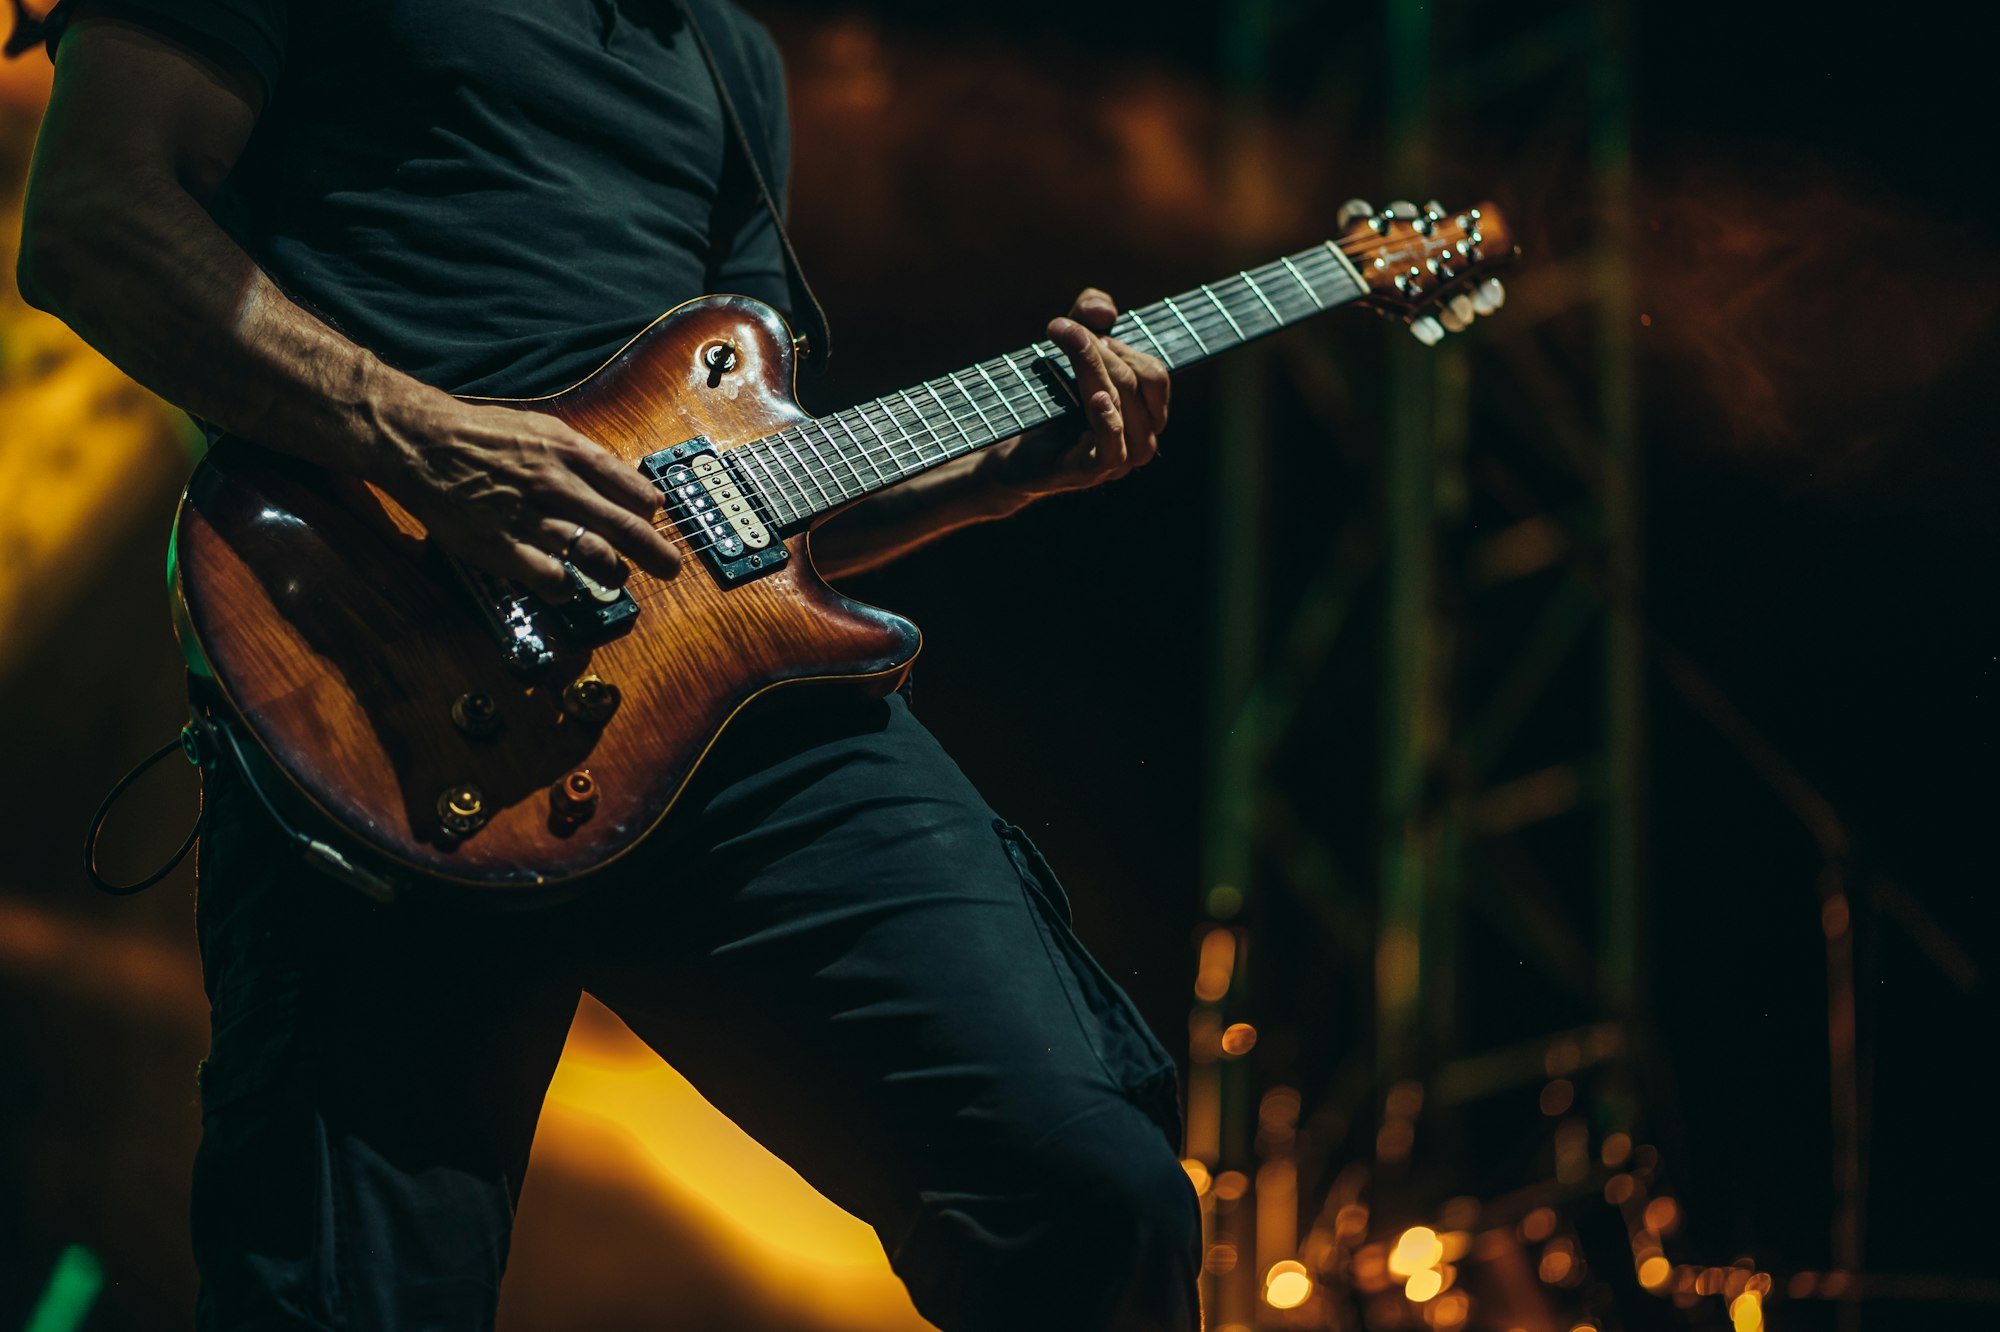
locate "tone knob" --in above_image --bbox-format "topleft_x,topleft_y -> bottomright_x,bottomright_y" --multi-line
450,690 -> 502,738
561,674 -> 621,724
437,784 -> 488,837
551,769 -> 599,821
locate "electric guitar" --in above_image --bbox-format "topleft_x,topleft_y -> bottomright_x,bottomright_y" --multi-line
171,200 -> 1518,897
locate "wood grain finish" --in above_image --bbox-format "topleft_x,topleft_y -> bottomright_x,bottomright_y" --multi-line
173,296 -> 921,895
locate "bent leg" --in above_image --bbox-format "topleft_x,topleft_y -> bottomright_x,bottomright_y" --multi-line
579,691 -> 1200,1332
190,760 -> 581,1331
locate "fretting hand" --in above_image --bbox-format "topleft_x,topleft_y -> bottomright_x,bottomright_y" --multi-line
985,288 -> 1171,499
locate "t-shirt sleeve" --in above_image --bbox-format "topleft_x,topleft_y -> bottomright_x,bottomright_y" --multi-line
709,13 -> 793,316
42,0 -> 286,102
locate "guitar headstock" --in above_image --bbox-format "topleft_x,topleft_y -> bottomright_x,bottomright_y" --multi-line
1332,199 -> 1518,345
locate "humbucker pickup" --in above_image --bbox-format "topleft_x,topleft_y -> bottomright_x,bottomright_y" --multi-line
640,438 -> 790,586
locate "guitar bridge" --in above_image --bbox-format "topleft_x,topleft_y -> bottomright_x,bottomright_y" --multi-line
641,438 -> 790,587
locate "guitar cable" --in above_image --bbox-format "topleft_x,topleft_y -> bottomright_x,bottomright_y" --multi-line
84,711 -> 399,903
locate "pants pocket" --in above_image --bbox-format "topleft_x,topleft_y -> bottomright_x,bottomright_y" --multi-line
994,820 -> 1184,1148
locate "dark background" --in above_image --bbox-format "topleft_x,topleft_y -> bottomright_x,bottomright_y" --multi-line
2,0 -> 1993,1327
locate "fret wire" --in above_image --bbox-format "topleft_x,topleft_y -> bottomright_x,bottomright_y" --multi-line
1280,255 -> 1324,308
975,361 -> 1028,431
897,388 -> 952,463
1162,296 -> 1209,354
1123,307 -> 1175,365
870,393 -> 930,474
811,418 -> 864,493
1317,241 -> 1368,297
945,369 -> 1002,440
1241,269 -> 1283,325
847,401 -> 906,479
1200,283 -> 1246,341
860,400 -> 920,482
999,351 -> 1053,423
831,411 -> 888,487
782,429 -> 840,508
793,424 -> 853,501
760,433 -> 816,514
735,446 -> 796,525
922,381 -> 983,454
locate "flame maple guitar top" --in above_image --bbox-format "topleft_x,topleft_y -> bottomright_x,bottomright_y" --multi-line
173,296 -> 920,896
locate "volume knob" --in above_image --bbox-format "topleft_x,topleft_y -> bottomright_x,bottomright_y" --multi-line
551,769 -> 599,821
561,675 -> 621,724
436,784 -> 488,837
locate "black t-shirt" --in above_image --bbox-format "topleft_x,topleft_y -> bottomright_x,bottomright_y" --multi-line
49,0 -> 791,397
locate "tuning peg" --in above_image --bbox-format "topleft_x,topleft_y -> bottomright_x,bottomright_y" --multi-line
1470,277 -> 1506,316
1336,198 -> 1376,229
1449,293 -> 1476,323
1409,316 -> 1446,347
1423,199 -> 1446,218
1385,200 -> 1417,217
1438,302 -> 1471,334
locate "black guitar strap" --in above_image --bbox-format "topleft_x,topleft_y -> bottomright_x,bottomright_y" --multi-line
673,0 -> 832,375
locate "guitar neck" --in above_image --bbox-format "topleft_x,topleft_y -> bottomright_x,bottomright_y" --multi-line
731,239 -> 1370,528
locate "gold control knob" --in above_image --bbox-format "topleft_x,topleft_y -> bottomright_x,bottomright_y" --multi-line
436,784 -> 488,837
561,674 -> 621,724
450,690 -> 502,738
551,769 -> 599,821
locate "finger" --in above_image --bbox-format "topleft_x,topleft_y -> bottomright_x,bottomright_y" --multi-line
530,518 -> 629,589
489,540 -> 575,604
1047,316 -> 1126,470
1105,339 -> 1169,436
1067,287 -> 1118,333
551,426 -> 667,520
537,481 -> 683,580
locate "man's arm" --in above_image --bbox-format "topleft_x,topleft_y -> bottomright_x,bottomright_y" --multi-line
808,288 -> 1171,579
18,15 -> 680,602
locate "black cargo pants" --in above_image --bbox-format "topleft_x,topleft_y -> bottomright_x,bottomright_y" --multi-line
189,685 -> 1199,1331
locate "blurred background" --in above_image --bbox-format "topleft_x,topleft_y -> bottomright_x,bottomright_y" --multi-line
2,1 -> 1994,1329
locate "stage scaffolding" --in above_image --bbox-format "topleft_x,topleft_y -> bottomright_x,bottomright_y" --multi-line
1190,0 -> 1644,1326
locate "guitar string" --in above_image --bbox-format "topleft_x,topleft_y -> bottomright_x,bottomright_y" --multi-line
624,288 -> 1323,567
624,250 -> 1371,561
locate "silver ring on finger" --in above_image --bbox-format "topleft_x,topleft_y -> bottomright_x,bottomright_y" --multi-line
562,523 -> 588,562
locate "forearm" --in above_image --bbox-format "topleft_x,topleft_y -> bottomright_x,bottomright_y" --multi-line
809,446 -> 1037,579
18,176 -> 433,485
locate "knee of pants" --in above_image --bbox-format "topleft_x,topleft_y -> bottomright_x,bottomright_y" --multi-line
899,1109 -> 1201,1332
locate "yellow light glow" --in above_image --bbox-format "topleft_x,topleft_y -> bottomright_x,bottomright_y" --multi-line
1181,1158 -> 1212,1195
1388,1226 -> 1445,1277
1264,1260 -> 1313,1309
1204,1242 -> 1239,1274
1643,1197 -> 1680,1233
1604,1173 -> 1635,1205
1334,1203 -> 1369,1237
1213,1170 -> 1249,1201
1221,1022 -> 1258,1056
1194,927 -> 1236,1001
1521,1207 -> 1558,1242
1600,1131 -> 1633,1167
1539,1078 -> 1576,1116
1428,1289 -> 1470,1328
1405,1268 -> 1444,1302
1730,1290 -> 1763,1332
1639,1255 -> 1672,1288
1440,1230 -> 1471,1262
531,999 -> 934,1329
1539,1249 -> 1574,1284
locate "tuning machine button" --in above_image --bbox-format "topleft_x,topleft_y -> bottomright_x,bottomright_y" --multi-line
1336,198 -> 1376,229
1471,277 -> 1506,315
551,769 -> 599,821
1409,316 -> 1446,347
437,784 -> 488,837
561,674 -> 621,724
451,690 -> 502,738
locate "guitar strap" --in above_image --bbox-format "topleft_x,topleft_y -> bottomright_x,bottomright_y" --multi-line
673,0 -> 833,375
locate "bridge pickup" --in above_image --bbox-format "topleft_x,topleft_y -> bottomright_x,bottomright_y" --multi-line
640,438 -> 790,587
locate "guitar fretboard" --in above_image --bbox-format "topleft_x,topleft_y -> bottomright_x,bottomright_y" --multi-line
728,239 -> 1369,527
